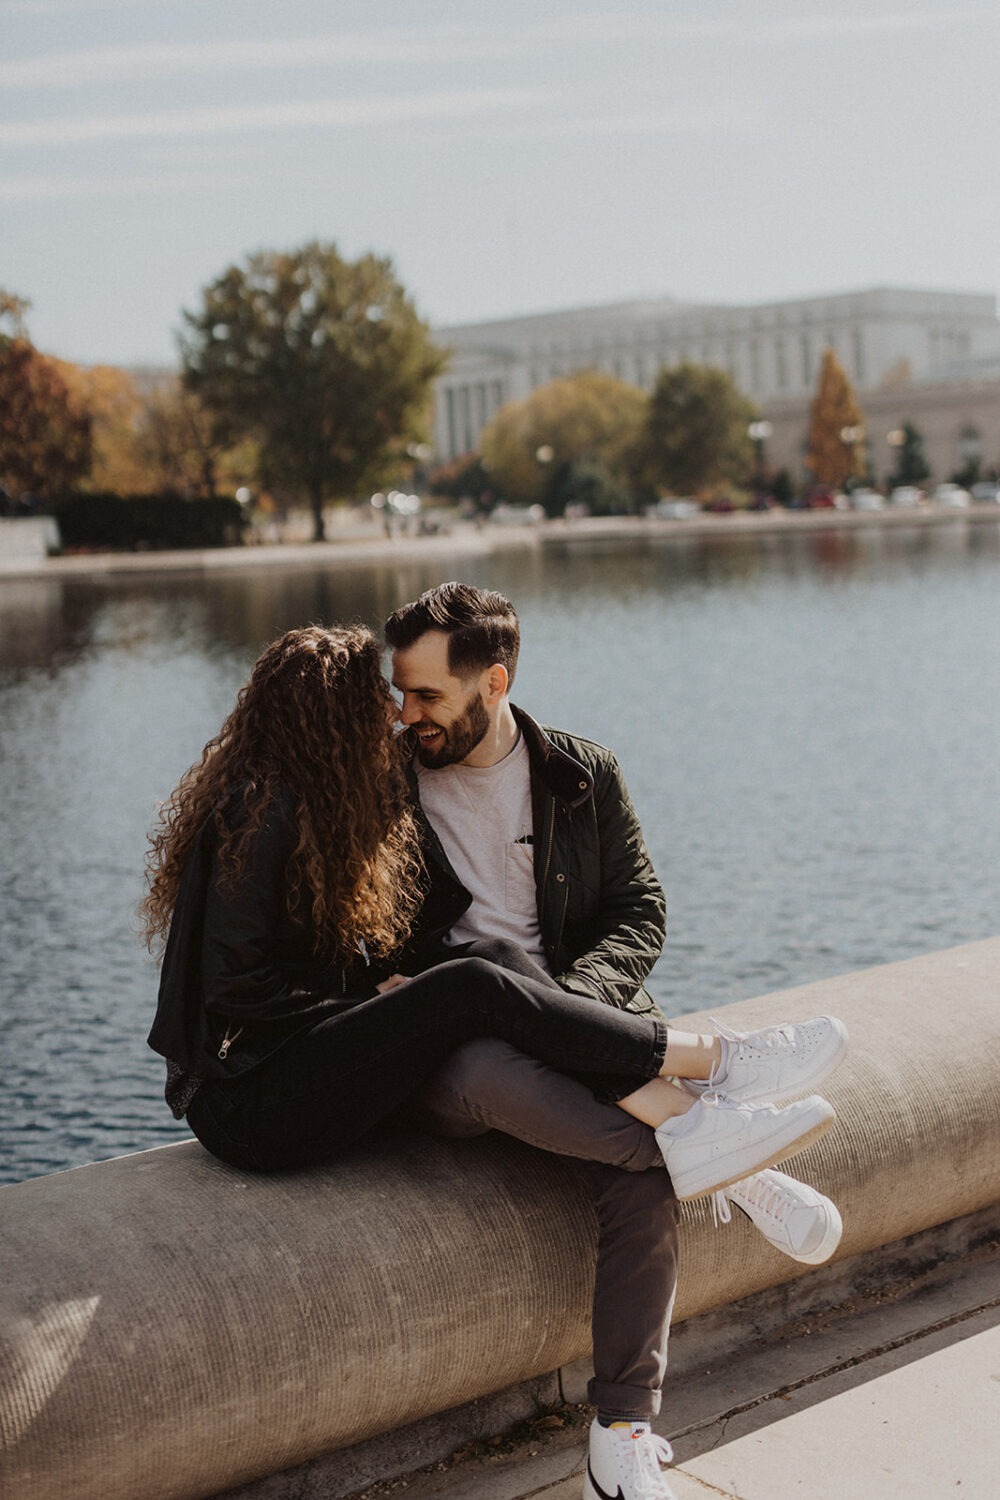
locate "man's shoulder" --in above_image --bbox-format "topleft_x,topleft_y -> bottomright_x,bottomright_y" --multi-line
538,722 -> 621,772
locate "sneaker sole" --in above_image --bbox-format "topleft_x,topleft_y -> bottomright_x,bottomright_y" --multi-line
788,1203 -> 843,1264
732,1196 -> 844,1264
669,1104 -> 836,1202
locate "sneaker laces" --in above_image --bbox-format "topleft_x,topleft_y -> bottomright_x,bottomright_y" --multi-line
712,1016 -> 797,1061
710,1189 -> 733,1228
715,1172 -> 791,1230
620,1428 -> 676,1500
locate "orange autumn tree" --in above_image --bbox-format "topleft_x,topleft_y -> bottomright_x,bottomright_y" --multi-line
0,292 -> 92,500
806,348 -> 866,488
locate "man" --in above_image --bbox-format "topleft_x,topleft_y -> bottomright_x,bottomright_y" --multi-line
384,583 -> 843,1500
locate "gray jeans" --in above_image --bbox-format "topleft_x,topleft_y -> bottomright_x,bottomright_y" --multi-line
416,1030 -> 679,1419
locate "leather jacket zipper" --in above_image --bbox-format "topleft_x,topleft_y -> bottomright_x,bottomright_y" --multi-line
218,1024 -> 243,1060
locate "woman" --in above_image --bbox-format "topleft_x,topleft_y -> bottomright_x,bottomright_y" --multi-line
144,625 -> 839,1197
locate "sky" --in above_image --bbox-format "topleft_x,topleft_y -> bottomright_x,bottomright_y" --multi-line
2,0 -> 999,369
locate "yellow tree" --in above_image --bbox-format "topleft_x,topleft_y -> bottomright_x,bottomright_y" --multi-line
806,348 -> 866,487
133,375 -> 255,499
480,369 -> 647,509
55,360 -> 153,494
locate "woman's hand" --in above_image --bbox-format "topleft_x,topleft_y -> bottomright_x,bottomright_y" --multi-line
375,973 -> 413,994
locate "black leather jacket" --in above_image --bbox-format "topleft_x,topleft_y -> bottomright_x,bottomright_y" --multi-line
404,707 -> 667,1017
148,791 -> 382,1083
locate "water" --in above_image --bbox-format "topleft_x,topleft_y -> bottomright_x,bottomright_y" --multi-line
3,521 -> 1000,1184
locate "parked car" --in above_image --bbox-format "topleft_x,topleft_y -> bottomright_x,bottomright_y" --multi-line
933,484 -> 972,508
971,481 -> 1000,503
799,486 -> 847,510
488,503 -> 546,525
654,498 -> 701,519
888,486 -> 924,508
850,489 -> 886,511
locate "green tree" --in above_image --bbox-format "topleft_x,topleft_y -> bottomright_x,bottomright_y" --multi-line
427,451 -> 495,510
806,349 -> 866,488
887,421 -> 930,488
479,369 -> 646,512
181,242 -> 446,540
0,291 -> 92,501
632,363 -> 756,496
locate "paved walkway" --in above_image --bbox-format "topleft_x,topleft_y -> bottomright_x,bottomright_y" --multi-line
350,1247 -> 999,1500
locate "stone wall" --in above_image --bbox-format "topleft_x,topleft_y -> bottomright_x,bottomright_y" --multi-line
2,938 -> 998,1500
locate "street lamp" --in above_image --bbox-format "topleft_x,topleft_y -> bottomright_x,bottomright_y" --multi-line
747,420 -> 773,494
839,424 -> 865,487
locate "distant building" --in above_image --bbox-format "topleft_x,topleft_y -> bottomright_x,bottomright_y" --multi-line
432,287 -> 1000,483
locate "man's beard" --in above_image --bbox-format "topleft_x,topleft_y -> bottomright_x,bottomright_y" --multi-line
414,690 -> 490,768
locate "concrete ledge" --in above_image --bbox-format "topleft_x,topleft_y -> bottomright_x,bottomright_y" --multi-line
2,938 -> 999,1500
0,516 -> 60,570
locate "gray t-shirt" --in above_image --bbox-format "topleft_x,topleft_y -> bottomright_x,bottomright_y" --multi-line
416,735 -> 548,968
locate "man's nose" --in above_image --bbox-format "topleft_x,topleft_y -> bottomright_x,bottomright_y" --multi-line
399,695 -> 422,725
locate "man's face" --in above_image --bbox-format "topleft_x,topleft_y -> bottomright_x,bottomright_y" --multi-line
390,630 -> 491,768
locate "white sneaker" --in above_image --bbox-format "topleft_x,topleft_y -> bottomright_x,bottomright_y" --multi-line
655,1091 -> 835,1201
685,1014 -> 849,1105
584,1419 -> 677,1500
714,1168 -> 843,1263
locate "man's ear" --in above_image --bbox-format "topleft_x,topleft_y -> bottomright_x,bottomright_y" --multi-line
483,663 -> 509,703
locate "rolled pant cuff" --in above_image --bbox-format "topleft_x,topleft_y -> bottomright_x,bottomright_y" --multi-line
586,1377 -> 662,1420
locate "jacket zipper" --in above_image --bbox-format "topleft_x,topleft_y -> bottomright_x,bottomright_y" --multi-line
218,1024 -> 243,1060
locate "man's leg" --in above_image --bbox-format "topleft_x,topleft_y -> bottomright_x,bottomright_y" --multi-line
415,1037 -> 664,1171
581,1159 -> 678,1420
416,1039 -> 677,1422
412,937 -> 664,1170
411,947 -> 678,1438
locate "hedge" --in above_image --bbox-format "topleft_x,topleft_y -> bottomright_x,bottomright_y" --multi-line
51,492 -> 248,552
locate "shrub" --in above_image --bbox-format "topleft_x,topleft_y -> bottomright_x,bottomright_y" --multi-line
51,492 -> 247,551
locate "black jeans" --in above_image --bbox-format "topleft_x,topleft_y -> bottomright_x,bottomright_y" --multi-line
187,955 -> 669,1173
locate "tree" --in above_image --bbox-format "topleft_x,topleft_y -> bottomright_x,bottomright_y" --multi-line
0,291 -> 92,501
806,348 -> 866,488
181,242 -> 446,540
887,421 -> 930,488
55,360 -> 151,495
479,369 -> 646,512
133,375 -> 257,500
631,363 -> 757,497
427,451 -> 495,510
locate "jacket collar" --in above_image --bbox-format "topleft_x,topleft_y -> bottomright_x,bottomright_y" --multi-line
400,706 -> 594,810
511,705 -> 593,808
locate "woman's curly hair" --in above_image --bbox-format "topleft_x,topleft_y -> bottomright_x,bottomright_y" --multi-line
141,624 -> 423,959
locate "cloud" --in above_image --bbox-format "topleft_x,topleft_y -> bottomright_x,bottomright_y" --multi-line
770,10 -> 994,39
0,170 -> 224,204
0,32 -> 515,89
488,103 -> 766,142
0,88 -> 547,149
6,9 -> 993,92
3,0 -> 157,15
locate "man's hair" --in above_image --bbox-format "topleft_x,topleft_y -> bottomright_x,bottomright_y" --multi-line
384,582 -> 520,684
